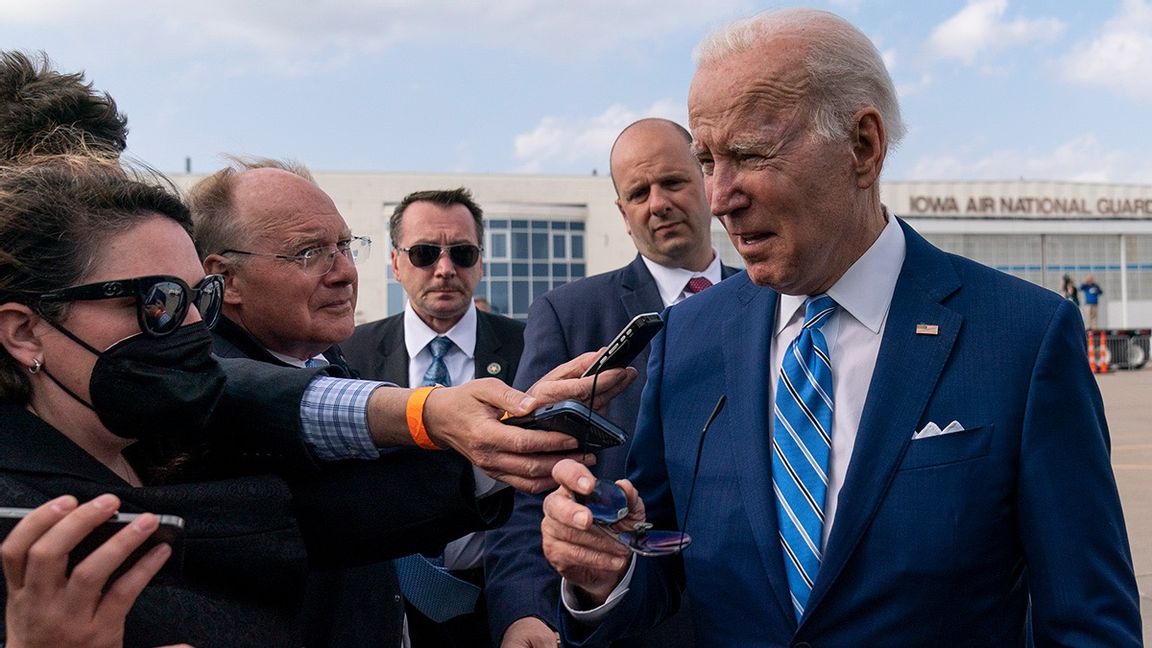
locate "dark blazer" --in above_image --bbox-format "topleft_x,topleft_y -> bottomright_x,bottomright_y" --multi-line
343,309 -> 525,388
484,255 -> 737,645
343,309 -> 525,648
565,221 -> 1141,646
0,404 -> 327,647
210,315 -> 514,647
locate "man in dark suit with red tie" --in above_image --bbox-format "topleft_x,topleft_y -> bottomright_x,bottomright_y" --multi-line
485,118 -> 738,647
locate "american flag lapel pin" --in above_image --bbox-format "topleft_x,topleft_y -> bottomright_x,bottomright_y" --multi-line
916,323 -> 940,336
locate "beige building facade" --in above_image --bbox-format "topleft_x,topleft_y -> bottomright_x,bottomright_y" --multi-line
171,173 -> 1152,329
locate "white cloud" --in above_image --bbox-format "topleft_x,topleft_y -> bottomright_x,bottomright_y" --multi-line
881,48 -> 898,72
896,72 -> 934,98
513,99 -> 685,173
905,135 -> 1152,184
2,1 -> 753,67
928,0 -> 1064,64
1060,0 -> 1152,100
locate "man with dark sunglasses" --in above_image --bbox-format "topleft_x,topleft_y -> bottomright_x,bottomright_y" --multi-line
343,187 -> 526,648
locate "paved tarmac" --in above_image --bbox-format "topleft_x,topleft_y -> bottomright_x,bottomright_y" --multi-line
1097,368 -> 1152,644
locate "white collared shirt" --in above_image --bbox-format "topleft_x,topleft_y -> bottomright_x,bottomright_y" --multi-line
266,348 -> 329,368
771,213 -> 905,544
564,212 -> 907,621
402,301 -> 503,570
639,250 -> 724,307
404,302 -> 478,388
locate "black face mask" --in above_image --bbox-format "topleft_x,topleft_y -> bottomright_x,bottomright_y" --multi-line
40,321 -> 226,440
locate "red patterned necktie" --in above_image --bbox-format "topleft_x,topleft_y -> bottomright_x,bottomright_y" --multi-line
685,276 -> 713,294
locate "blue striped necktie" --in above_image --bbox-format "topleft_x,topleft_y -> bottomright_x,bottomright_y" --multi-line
399,334 -> 478,621
772,294 -> 836,620
421,336 -> 453,387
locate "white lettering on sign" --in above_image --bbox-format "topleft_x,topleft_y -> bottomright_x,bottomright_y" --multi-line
907,195 -> 1152,216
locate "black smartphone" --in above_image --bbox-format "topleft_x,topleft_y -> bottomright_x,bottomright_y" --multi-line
0,507 -> 185,584
581,312 -> 664,378
504,399 -> 627,451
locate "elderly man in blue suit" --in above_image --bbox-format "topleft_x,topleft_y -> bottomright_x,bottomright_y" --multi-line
541,8 -> 1142,647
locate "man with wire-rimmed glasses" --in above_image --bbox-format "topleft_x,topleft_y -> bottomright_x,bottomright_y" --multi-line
188,160 -> 519,646
191,158 -> 368,369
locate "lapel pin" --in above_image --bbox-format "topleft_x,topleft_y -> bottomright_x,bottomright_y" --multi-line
915,324 -> 940,336
486,362 -> 502,376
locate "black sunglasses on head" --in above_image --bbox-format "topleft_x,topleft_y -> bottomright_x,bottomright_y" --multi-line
397,243 -> 482,268
34,274 -> 224,337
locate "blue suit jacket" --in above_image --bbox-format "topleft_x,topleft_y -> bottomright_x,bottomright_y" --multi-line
567,222 -> 1141,646
485,255 -> 737,643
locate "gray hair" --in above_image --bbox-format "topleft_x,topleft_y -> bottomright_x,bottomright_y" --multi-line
694,8 -> 906,148
186,156 -> 315,261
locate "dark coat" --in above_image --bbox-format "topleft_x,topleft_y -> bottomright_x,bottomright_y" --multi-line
210,315 -> 513,646
342,309 -> 526,388
343,309 -> 525,648
0,404 -> 312,647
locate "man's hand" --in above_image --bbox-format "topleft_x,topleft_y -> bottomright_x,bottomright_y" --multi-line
542,460 -> 639,605
421,378 -> 590,493
500,616 -> 561,648
420,351 -> 636,493
2,494 -> 173,648
526,349 -> 638,411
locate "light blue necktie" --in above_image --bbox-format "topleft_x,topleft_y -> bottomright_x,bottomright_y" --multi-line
393,553 -> 479,623
420,336 -> 454,387
396,334 -> 478,622
772,294 -> 836,620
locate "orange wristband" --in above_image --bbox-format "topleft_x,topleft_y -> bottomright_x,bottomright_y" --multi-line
406,386 -> 443,450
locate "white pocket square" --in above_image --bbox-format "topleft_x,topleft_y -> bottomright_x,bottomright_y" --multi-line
914,420 -> 965,439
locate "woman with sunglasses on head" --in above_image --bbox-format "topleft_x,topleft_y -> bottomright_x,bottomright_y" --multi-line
0,157 -> 345,647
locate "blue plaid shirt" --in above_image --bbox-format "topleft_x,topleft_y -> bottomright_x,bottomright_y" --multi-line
299,376 -> 388,460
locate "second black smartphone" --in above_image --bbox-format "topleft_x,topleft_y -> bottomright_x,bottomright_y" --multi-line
0,507 -> 185,584
581,312 -> 664,378
504,399 -> 627,451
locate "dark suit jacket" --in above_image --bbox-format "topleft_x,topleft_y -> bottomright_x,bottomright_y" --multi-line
343,309 -> 525,388
343,309 -> 525,647
484,255 -> 737,644
566,221 -> 1141,646
210,316 -> 514,646
0,405 -> 318,647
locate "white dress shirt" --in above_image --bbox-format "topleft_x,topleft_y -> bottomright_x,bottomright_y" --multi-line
404,302 -> 478,389
770,214 -> 905,543
640,250 -> 724,308
266,348 -> 329,368
402,301 -> 503,570
565,213 -> 906,620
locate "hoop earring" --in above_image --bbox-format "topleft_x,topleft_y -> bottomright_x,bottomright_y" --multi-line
28,358 -> 42,374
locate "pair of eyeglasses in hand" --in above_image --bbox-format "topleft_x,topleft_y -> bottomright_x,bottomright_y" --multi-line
576,395 -> 726,557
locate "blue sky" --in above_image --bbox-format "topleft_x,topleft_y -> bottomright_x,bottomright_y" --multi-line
4,1 -> 1151,182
